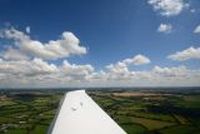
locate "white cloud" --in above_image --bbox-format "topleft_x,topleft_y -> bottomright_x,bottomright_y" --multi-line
61,60 -> 94,78
168,47 -> 200,61
0,57 -> 95,86
104,64 -> 133,81
148,0 -> 188,17
106,62 -> 129,75
26,26 -> 31,34
0,26 -> 93,87
153,65 -> 189,77
123,54 -> 151,65
157,23 -> 172,33
194,25 -> 200,34
149,65 -> 200,86
87,65 -> 200,87
0,58 -> 58,76
101,54 -> 150,81
1,48 -> 29,61
103,54 -> 150,80
0,27 -> 87,60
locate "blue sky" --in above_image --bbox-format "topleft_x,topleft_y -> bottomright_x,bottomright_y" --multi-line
0,0 -> 200,88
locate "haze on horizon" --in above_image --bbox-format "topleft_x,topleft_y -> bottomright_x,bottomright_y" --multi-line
0,0 -> 200,88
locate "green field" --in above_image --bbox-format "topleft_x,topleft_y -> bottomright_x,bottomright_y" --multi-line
0,91 -> 62,134
0,89 -> 200,134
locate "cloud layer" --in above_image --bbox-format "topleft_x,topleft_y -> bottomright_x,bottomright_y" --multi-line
0,27 -> 199,88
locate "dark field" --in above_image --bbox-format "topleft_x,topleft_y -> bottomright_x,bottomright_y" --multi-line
0,88 -> 200,134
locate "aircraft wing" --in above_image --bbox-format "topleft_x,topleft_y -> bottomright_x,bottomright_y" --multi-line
48,90 -> 127,134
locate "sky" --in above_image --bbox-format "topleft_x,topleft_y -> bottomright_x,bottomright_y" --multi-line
0,0 -> 200,88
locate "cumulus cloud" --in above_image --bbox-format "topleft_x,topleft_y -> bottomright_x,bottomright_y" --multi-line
61,60 -> 94,78
0,27 -> 87,60
0,58 -> 95,86
149,65 -> 200,86
194,25 -> 200,34
0,26 -> 94,87
106,62 -> 127,74
168,47 -> 200,61
157,23 -> 172,33
103,54 -> 150,80
122,54 -> 151,65
1,48 -> 29,61
148,0 -> 188,17
87,65 -> 200,87
84,54 -> 199,87
153,65 -> 189,77
103,63 -> 132,81
0,58 -> 58,77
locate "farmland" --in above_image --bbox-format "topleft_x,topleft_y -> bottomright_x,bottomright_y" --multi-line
0,88 -> 200,134
88,88 -> 200,134
0,91 -> 62,134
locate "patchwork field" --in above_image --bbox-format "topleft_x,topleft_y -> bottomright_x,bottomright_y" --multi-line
88,89 -> 200,134
0,88 -> 200,134
0,91 -> 62,134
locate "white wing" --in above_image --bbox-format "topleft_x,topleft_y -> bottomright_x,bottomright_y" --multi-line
49,90 -> 127,134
